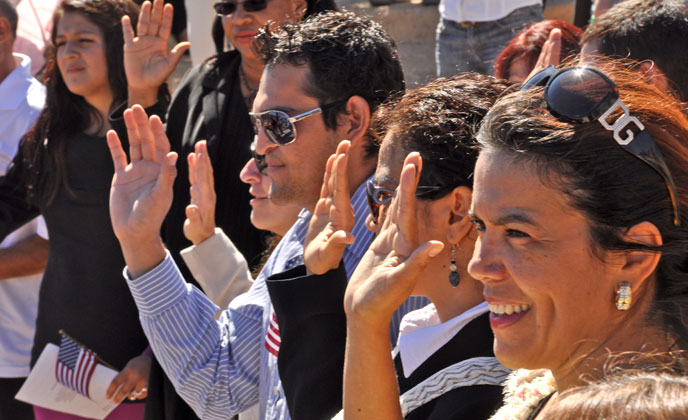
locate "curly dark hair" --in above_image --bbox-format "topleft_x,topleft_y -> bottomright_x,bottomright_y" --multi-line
254,10 -> 405,156
477,59 -> 688,349
370,73 -> 509,197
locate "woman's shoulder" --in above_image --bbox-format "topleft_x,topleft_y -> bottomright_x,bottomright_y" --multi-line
488,369 -> 555,420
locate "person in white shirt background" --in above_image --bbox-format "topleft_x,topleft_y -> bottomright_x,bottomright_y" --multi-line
0,1 -> 48,419
436,0 -> 544,77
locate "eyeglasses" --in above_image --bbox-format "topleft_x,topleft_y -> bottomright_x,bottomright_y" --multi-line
250,142 -> 268,175
366,179 -> 443,225
213,0 -> 268,15
249,101 -> 344,146
521,65 -> 681,226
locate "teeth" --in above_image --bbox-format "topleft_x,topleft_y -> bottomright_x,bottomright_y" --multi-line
489,303 -> 531,316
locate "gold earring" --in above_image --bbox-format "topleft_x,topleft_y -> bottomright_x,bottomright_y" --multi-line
615,282 -> 632,311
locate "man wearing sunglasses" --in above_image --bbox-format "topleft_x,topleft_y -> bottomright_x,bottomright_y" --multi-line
107,11 -> 431,420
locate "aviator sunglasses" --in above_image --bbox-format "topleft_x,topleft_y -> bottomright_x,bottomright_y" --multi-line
213,0 -> 268,15
249,101 -> 344,146
366,180 -> 443,225
521,65 -> 681,226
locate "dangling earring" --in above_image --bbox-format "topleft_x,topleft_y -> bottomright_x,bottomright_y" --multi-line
615,281 -> 632,311
449,244 -> 460,287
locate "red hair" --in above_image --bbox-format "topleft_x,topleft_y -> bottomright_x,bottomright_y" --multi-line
494,20 -> 583,81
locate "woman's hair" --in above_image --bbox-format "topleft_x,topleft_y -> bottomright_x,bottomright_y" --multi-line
543,370 -> 688,419
494,20 -> 583,81
370,73 -> 509,197
477,60 -> 688,349
19,0 -> 162,205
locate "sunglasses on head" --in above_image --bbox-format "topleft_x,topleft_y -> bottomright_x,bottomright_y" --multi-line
213,0 -> 268,15
250,142 -> 268,175
521,65 -> 680,226
249,101 -> 345,146
366,179 -> 443,225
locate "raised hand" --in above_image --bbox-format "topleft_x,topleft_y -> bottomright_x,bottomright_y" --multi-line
107,105 -> 178,277
303,140 -> 356,275
525,28 -> 562,83
123,0 -> 190,105
183,141 -> 217,245
344,153 -> 444,326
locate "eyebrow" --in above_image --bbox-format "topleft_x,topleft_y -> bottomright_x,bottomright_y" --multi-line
470,208 -> 543,229
56,29 -> 100,37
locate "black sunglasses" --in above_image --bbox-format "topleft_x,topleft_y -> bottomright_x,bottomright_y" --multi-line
521,65 -> 680,226
249,101 -> 344,146
366,180 -> 443,225
250,142 -> 268,175
213,0 -> 268,15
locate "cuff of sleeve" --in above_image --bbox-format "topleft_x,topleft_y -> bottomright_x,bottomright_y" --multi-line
124,251 -> 190,316
180,228 -> 250,290
267,264 -> 347,323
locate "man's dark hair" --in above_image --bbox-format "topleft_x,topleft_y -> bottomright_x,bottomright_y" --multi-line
0,0 -> 18,39
255,10 -> 405,157
582,0 -> 688,102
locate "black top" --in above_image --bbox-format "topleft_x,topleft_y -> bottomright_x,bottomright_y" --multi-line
162,50 -> 267,275
0,133 -> 148,370
267,264 -> 504,420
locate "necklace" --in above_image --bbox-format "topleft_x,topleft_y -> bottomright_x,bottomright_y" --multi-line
238,66 -> 258,109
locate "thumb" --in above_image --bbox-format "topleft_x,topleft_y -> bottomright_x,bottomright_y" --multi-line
169,42 -> 191,66
396,241 -> 444,278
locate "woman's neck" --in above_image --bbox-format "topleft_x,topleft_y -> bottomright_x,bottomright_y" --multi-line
551,322 -> 670,392
84,92 -> 113,136
240,57 -> 264,92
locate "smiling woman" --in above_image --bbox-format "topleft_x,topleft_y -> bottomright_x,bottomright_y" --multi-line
470,59 -> 688,419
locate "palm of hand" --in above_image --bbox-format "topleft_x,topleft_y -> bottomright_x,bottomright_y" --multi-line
110,159 -> 169,241
125,36 -> 174,90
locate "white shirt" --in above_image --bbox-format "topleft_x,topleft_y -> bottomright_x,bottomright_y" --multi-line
396,301 -> 489,378
0,53 -> 47,377
440,0 -> 541,23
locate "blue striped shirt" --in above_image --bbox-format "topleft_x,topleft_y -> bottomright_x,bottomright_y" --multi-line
125,179 -> 429,420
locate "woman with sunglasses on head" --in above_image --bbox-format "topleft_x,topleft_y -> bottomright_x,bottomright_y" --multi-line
0,1 -> 171,419
263,74 -> 511,420
462,60 -> 688,419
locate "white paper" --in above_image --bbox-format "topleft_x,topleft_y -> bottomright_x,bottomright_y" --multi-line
15,343 -> 120,419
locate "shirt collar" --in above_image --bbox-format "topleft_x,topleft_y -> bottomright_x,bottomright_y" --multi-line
397,301 -> 489,378
0,54 -> 34,111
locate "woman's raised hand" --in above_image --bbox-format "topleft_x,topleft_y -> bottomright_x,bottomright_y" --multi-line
344,153 -> 444,326
123,0 -> 190,105
303,140 -> 356,275
184,141 -> 218,245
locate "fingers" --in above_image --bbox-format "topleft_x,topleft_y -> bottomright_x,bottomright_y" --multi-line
396,153 -> 421,234
132,106 -> 156,161
106,130 -> 128,172
187,152 -> 197,187
543,28 -> 562,66
333,141 -> 351,215
157,2 -> 174,41
169,41 -> 192,67
319,153 -> 336,204
150,114 -> 171,157
106,369 -> 148,402
137,1 -> 151,36
148,0 -> 164,37
394,241 -> 445,280
122,15 -> 135,46
123,108 -> 142,162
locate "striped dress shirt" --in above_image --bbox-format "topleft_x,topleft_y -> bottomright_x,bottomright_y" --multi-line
125,179 -> 429,420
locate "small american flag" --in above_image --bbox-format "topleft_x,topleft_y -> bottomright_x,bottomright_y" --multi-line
265,312 -> 281,357
55,332 -> 98,398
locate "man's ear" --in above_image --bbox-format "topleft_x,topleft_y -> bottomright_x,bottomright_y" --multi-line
639,61 -> 670,94
0,17 -> 12,44
338,95 -> 371,146
446,186 -> 473,244
616,221 -> 663,296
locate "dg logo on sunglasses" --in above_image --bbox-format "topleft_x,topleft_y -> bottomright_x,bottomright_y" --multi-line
598,99 -> 645,146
